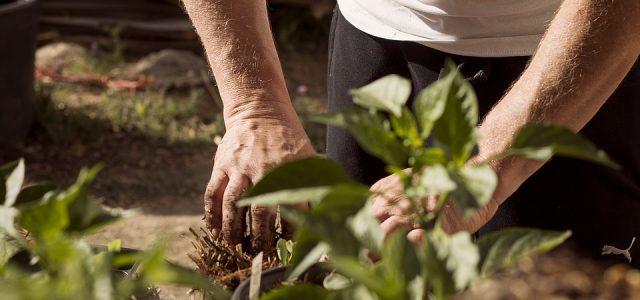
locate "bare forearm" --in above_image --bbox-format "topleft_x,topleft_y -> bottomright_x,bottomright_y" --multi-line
182,0 -> 294,126
479,0 -> 640,203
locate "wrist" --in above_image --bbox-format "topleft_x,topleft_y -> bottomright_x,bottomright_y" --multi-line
223,97 -> 299,129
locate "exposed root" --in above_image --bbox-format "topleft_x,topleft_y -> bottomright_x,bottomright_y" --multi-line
188,227 -> 279,290
602,236 -> 636,263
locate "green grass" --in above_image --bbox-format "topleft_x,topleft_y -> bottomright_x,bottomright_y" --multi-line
35,83 -> 225,144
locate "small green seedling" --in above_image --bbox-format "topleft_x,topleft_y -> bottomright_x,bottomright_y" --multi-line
0,160 -> 229,300
238,60 -> 618,299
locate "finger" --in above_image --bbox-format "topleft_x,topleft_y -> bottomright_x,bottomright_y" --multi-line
379,215 -> 414,238
204,171 -> 228,237
371,195 -> 410,222
221,173 -> 251,246
250,204 -> 275,254
407,229 -> 425,244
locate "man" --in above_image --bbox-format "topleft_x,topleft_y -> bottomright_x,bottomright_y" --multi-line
182,0 -> 640,263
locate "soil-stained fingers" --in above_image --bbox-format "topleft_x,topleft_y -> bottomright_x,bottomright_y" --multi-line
221,173 -> 251,246
204,171 -> 228,237
250,204 -> 276,254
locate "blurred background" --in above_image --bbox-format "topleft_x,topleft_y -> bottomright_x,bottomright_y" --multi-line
0,1 -> 332,297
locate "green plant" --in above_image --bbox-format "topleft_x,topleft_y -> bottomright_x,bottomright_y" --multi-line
0,159 -> 229,300
238,61 -> 618,299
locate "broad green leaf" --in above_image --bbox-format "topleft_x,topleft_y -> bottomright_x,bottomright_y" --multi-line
312,184 -> 370,221
347,202 -> 384,256
348,111 -> 410,167
506,124 -> 620,169
330,256 -> 394,298
315,110 -> 410,167
0,233 -> 21,266
4,159 -> 25,207
238,186 -> 333,207
476,228 -> 571,277
285,242 -> 329,283
261,284 -> 329,300
350,74 -> 411,117
382,231 -> 420,287
248,157 -> 351,197
276,239 -> 294,265
18,193 -> 68,240
281,208 -> 360,257
450,164 -> 497,218
413,79 -> 448,139
390,107 -> 422,148
412,147 -> 447,167
249,252 -> 263,300
423,230 -> 479,294
432,61 -> 479,166
14,182 -> 57,207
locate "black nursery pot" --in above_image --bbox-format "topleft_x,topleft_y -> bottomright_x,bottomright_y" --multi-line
0,0 -> 40,149
231,263 -> 328,300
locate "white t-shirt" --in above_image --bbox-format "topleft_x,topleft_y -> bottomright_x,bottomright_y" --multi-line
337,0 -> 562,57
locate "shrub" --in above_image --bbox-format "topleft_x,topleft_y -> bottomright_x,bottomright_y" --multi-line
0,160 -> 229,300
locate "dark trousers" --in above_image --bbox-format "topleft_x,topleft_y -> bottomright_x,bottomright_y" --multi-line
326,8 -> 640,265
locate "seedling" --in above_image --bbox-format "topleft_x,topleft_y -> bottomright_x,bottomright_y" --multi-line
238,60 -> 619,299
0,160 -> 230,300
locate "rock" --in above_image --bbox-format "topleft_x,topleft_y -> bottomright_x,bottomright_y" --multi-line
126,49 -> 209,88
35,42 -> 90,74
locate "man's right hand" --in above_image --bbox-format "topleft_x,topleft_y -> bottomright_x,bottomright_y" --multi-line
204,102 -> 315,252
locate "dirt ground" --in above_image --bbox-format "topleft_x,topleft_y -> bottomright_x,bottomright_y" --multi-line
0,33 -> 328,298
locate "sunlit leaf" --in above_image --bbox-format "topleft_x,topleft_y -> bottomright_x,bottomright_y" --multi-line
506,124 -> 620,169
18,193 -> 68,240
238,186 -> 333,207
248,157 -> 352,197
276,239 -> 294,265
408,164 -> 457,199
450,164 -> 497,218
107,239 -> 121,253
0,206 -> 18,237
390,107 -> 422,148
323,272 -> 351,290
315,110 -> 410,167
0,233 -> 21,266
413,78 -> 448,139
423,230 -> 478,293
285,242 -> 329,283
350,74 -> 411,117
407,276 -> 425,300
347,202 -> 384,256
476,228 -> 571,277
4,159 -> 25,207
412,147 -> 447,166
249,252 -> 263,300
432,60 -> 479,166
